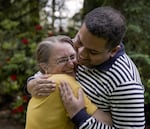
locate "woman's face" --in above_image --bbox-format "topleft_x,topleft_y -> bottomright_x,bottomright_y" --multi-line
47,42 -> 77,76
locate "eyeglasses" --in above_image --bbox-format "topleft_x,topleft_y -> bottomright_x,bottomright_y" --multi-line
56,54 -> 76,65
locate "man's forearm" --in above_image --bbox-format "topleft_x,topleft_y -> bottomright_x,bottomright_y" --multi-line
72,109 -> 114,129
27,78 -> 36,95
24,76 -> 35,95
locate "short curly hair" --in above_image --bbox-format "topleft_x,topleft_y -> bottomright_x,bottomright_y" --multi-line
84,6 -> 126,49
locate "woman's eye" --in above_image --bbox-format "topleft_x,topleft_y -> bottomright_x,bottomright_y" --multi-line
57,58 -> 67,64
70,55 -> 75,60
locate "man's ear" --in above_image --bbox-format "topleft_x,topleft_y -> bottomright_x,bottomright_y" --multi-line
110,45 -> 121,57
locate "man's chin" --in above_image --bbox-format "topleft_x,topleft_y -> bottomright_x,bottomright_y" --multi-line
78,61 -> 93,67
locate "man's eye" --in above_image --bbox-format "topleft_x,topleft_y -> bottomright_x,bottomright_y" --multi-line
74,38 -> 82,47
77,40 -> 82,46
89,50 -> 100,55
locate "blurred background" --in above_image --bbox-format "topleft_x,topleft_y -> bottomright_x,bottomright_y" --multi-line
0,0 -> 150,128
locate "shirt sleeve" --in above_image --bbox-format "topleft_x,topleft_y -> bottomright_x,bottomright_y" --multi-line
72,83 -> 145,129
66,76 -> 97,115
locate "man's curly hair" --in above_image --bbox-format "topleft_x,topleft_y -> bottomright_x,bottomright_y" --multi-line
84,6 -> 126,49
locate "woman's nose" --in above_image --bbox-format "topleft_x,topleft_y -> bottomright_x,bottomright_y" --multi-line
67,58 -> 76,67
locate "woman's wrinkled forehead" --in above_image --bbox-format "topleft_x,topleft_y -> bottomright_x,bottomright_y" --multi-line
51,42 -> 76,56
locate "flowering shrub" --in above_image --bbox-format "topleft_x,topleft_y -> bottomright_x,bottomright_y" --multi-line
130,54 -> 150,104
11,95 -> 30,124
0,23 -> 49,124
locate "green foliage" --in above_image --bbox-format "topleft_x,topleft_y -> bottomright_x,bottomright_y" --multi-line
11,95 -> 30,124
0,19 -> 49,123
0,0 -> 49,124
0,19 -> 19,30
129,53 -> 150,104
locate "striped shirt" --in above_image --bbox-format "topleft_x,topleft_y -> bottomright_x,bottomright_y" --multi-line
75,44 -> 145,129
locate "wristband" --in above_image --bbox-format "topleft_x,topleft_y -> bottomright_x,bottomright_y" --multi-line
71,108 -> 91,127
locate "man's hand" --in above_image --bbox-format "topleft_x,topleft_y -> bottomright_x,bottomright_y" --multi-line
27,75 -> 56,97
59,81 -> 85,118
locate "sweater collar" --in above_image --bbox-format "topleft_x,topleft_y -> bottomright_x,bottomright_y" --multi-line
93,43 -> 125,71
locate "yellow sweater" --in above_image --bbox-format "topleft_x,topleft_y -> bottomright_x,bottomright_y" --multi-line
25,74 -> 97,129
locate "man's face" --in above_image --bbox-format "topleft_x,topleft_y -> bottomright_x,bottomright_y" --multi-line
73,23 -> 113,67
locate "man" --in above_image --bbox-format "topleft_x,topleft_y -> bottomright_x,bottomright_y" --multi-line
26,6 -> 145,129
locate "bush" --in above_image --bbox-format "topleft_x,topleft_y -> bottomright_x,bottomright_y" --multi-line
129,53 -> 150,104
0,22 -> 48,124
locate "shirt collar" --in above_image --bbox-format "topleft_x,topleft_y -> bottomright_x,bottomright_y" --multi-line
94,43 -> 125,71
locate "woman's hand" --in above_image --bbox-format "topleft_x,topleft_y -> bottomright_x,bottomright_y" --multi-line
27,74 -> 56,97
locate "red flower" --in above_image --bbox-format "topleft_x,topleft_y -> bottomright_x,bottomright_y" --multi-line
11,105 -> 24,113
10,74 -> 17,81
21,38 -> 29,45
22,95 -> 30,102
35,25 -> 42,31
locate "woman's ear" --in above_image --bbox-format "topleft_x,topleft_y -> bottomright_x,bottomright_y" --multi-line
110,45 -> 121,58
39,63 -> 48,74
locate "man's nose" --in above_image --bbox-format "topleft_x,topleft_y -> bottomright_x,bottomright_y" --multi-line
79,47 -> 89,59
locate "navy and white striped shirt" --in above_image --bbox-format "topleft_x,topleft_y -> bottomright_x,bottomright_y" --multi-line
75,44 -> 145,129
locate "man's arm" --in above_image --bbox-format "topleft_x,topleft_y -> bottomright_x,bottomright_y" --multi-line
24,76 -> 36,96
59,82 -> 145,129
59,82 -> 113,128
24,74 -> 56,97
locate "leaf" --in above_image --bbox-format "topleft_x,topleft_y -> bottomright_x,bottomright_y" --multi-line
0,19 -> 19,30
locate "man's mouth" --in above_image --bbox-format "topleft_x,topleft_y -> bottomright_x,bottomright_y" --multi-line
78,56 -> 89,64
